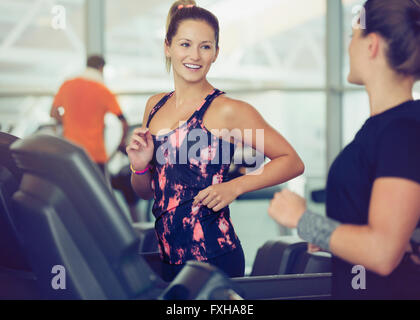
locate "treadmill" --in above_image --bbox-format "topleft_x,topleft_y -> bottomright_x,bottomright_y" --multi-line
7,133 -> 331,300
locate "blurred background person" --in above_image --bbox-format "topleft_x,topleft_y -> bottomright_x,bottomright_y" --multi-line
50,55 -> 129,177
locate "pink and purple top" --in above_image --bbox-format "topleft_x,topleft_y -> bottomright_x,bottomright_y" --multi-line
146,89 -> 241,265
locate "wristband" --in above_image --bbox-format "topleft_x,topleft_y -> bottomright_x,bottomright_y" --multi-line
297,210 -> 341,252
130,164 -> 151,175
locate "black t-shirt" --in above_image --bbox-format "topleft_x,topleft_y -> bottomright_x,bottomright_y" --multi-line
326,100 -> 420,299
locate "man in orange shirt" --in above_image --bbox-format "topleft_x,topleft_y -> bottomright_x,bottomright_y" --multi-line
50,55 -> 128,175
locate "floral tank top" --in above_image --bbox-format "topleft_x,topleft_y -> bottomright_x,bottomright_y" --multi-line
146,89 -> 241,264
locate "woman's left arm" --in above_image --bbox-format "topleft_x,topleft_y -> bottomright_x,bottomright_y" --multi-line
193,99 -> 304,211
268,119 -> 420,276
268,177 -> 420,276
330,177 -> 420,276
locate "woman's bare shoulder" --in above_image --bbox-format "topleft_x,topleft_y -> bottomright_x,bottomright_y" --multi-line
142,92 -> 169,126
146,92 -> 169,110
211,95 -> 260,125
212,95 -> 253,116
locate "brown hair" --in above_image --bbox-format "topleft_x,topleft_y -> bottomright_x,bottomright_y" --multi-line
363,0 -> 420,79
86,55 -> 105,70
165,0 -> 220,72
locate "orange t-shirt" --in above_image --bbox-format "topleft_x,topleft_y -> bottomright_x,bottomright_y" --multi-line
52,78 -> 122,164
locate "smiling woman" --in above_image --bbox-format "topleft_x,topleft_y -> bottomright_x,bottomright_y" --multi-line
126,0 -> 304,282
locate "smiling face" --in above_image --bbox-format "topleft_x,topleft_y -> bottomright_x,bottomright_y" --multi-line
165,19 -> 219,84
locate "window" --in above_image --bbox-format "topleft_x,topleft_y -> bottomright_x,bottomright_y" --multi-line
0,0 -> 85,137
105,0 -> 326,92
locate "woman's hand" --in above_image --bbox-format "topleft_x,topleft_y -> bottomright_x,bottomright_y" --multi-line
307,243 -> 324,253
268,189 -> 307,229
193,182 -> 240,212
126,127 -> 154,171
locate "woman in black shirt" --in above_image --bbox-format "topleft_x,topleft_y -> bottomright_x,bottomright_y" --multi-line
268,0 -> 420,299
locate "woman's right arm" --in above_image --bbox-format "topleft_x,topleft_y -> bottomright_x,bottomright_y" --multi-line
128,126 -> 154,200
127,94 -> 165,200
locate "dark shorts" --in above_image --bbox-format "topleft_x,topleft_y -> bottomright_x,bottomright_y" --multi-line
161,244 -> 245,282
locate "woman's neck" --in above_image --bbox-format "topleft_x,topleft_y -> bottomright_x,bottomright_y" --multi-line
365,73 -> 414,117
172,75 -> 214,107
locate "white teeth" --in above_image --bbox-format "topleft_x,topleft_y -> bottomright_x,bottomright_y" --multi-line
185,64 -> 201,69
